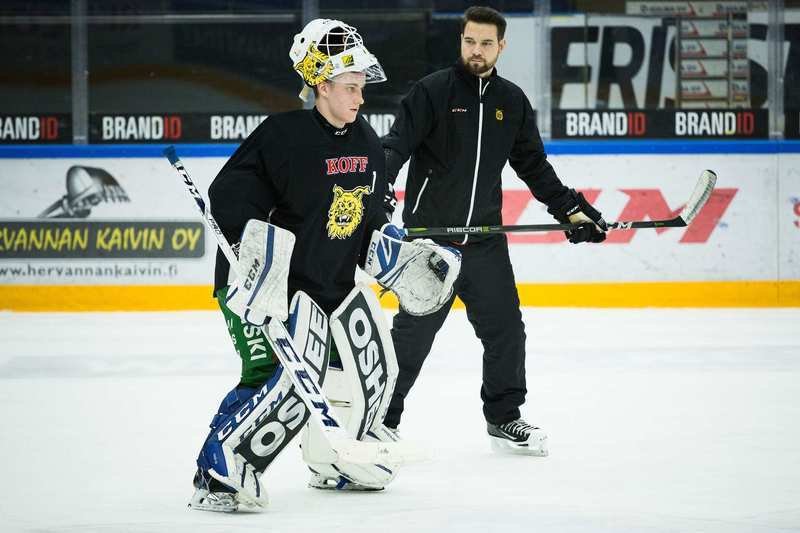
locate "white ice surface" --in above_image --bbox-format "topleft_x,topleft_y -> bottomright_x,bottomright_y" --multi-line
1,308 -> 799,533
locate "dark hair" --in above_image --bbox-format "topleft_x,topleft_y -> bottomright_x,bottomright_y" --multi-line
461,6 -> 506,40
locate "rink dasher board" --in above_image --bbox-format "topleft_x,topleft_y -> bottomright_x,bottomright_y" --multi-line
0,151 -> 797,308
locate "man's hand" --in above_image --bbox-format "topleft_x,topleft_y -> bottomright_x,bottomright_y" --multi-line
548,189 -> 608,244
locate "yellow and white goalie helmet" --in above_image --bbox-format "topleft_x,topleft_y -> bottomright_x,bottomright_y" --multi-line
289,18 -> 386,100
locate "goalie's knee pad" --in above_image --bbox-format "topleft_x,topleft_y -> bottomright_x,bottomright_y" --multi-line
301,367 -> 398,490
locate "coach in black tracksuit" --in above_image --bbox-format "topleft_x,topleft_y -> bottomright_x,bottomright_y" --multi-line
381,7 -> 606,441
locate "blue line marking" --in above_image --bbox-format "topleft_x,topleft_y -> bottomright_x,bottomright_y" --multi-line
0,143 -> 239,158
543,139 -> 800,154
2,140 -> 800,158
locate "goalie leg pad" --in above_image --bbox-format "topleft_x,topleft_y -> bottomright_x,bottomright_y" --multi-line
330,284 -> 398,438
302,285 -> 400,489
225,220 -> 295,324
302,368 -> 398,490
196,367 -> 306,508
197,290 -> 333,506
286,290 -> 332,389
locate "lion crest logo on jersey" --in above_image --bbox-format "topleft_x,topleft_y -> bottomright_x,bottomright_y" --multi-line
327,184 -> 371,239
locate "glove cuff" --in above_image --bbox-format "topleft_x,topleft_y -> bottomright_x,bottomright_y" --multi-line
380,223 -> 406,241
546,189 -> 581,223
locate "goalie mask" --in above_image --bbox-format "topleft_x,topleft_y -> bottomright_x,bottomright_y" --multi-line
289,18 -> 386,101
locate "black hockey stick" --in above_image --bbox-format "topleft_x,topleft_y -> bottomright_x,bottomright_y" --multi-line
163,146 -> 424,465
404,169 -> 717,237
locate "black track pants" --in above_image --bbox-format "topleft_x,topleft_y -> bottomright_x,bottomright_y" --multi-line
384,234 -> 527,427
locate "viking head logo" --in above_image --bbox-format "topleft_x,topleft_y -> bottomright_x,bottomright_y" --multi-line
39,166 -> 130,218
326,184 -> 371,239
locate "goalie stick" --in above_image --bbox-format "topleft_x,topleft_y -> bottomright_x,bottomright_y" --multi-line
163,146 -> 424,465
404,170 -> 717,237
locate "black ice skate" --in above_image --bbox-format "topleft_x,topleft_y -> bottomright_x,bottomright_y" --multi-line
487,418 -> 548,456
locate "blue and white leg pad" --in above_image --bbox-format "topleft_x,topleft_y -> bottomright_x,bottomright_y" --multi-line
197,290 -> 333,506
196,368 -> 298,508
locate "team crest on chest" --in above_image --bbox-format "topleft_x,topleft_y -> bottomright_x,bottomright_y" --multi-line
326,184 -> 371,239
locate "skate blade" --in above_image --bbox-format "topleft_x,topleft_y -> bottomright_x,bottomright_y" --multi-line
309,476 -> 385,491
188,493 -> 239,513
489,435 -> 549,457
188,501 -> 239,513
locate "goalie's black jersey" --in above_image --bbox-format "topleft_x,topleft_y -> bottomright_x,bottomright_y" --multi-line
209,109 -> 388,314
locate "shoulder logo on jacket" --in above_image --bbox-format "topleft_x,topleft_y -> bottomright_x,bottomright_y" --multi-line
326,184 -> 371,239
325,156 -> 369,175
495,109 -> 504,121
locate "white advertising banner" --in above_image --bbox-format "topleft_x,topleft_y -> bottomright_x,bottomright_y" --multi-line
1,153 -> 797,287
393,152 -> 797,284
779,154 -> 800,281
0,157 -> 226,285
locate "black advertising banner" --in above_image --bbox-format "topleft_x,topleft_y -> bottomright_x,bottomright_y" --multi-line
88,112 -> 287,143
89,113 -> 213,143
551,109 -> 768,139
0,114 -> 71,144
0,220 -> 205,259
86,109 -> 774,141
786,110 -> 800,139
87,112 -> 401,143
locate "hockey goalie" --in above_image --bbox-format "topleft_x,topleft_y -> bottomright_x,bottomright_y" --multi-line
186,16 -> 462,512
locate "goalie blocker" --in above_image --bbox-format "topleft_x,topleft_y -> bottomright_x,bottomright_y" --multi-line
225,219 -> 295,325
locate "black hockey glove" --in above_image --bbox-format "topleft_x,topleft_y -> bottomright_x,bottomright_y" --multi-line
548,189 -> 608,244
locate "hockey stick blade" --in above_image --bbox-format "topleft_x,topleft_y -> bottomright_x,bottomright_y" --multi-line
606,168 -> 717,230
404,169 -> 718,237
330,435 -> 431,464
675,169 -> 717,226
164,145 -> 424,466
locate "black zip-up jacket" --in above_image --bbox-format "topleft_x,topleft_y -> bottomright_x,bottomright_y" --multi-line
383,60 -> 572,243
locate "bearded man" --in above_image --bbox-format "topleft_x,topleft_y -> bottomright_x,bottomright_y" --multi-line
381,6 -> 607,456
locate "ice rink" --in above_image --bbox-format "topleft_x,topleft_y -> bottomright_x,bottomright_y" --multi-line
1,307 -> 798,533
